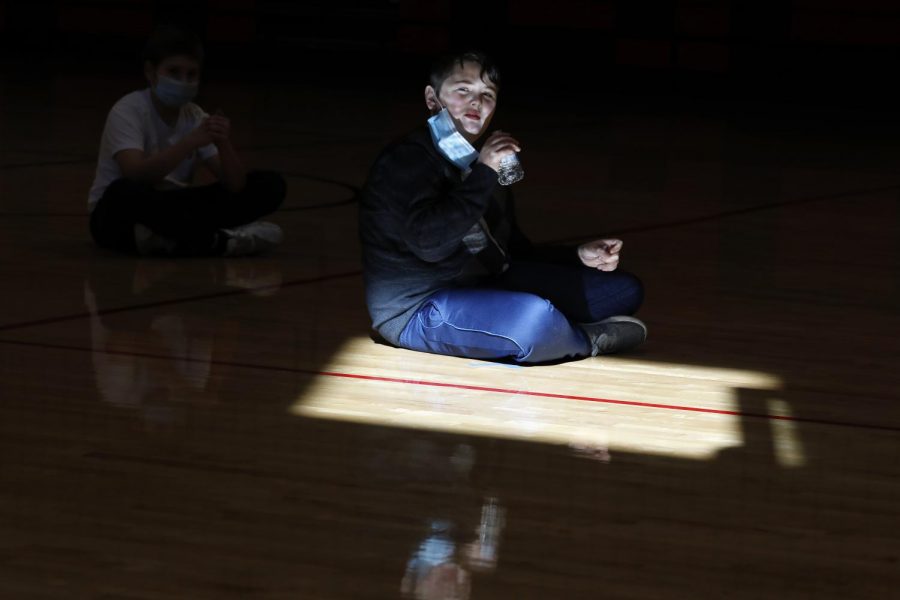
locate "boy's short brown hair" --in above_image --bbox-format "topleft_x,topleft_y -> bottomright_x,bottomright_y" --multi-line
142,26 -> 204,66
429,50 -> 501,93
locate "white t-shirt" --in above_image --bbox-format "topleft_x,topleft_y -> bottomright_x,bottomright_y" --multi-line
88,89 -> 218,212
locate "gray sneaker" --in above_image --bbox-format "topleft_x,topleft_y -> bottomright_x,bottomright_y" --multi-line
580,316 -> 648,356
221,221 -> 283,257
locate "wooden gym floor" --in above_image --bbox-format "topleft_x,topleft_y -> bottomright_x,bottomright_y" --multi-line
1,72 -> 899,599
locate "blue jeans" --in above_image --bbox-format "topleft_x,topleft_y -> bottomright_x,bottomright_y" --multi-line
399,262 -> 644,363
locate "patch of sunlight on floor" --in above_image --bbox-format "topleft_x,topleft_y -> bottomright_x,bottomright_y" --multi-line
290,338 -> 799,463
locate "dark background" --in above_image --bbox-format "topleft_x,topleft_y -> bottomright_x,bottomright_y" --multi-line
2,0 -> 900,110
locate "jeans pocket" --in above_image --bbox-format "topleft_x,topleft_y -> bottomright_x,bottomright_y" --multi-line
420,302 -> 444,329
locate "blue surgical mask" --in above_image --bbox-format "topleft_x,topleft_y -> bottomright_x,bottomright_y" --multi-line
427,102 -> 478,171
153,76 -> 198,108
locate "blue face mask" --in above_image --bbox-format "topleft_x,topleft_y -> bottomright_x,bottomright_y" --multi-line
153,76 -> 198,108
427,102 -> 479,171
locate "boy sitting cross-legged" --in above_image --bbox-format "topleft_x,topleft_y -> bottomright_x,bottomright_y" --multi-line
359,51 -> 647,364
88,26 -> 286,257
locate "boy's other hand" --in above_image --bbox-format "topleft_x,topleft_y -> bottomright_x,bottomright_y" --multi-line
185,121 -> 216,149
477,130 -> 521,173
578,239 -> 623,271
205,111 -> 231,145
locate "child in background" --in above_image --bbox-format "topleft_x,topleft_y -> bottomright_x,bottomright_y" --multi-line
88,26 -> 286,256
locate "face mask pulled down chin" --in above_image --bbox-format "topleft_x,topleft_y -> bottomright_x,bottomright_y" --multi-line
153,76 -> 198,108
427,107 -> 478,171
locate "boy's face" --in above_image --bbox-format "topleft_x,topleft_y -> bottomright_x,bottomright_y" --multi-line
425,61 -> 498,143
144,55 -> 201,86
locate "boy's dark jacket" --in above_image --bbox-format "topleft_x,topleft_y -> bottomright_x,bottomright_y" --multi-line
359,126 -> 575,345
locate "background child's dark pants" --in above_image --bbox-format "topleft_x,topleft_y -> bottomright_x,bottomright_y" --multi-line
90,170 -> 286,255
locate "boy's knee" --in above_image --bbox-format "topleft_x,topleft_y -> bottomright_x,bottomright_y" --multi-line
246,170 -> 287,211
620,272 -> 645,314
584,269 -> 645,318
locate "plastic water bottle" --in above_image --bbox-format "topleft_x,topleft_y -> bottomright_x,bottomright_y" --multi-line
497,153 -> 524,186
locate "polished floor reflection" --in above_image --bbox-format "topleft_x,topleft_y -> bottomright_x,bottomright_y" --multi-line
1,72 -> 899,599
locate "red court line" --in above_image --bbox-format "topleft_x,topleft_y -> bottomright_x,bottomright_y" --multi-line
1,337 -> 898,434
0,270 -> 362,333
